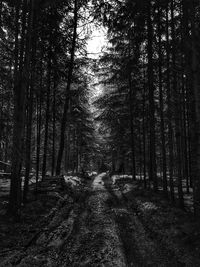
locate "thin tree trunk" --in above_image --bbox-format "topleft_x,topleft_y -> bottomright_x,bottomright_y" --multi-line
147,1 -> 157,191
142,62 -> 147,188
8,1 -> 22,218
64,124 -> 70,173
9,0 -> 33,218
36,77 -> 42,193
51,79 -> 56,176
181,78 -> 190,193
158,6 -> 168,198
128,41 -> 136,180
171,0 -> 184,209
23,2 -> 36,203
191,0 -> 200,217
181,0 -> 191,194
42,46 -> 52,179
56,0 -> 78,175
166,1 -> 175,204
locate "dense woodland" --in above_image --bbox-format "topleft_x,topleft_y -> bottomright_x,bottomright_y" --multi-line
0,0 -> 97,218
1,0 -> 200,222
93,0 -> 200,215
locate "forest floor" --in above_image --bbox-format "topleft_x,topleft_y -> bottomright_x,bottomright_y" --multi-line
1,173 -> 200,266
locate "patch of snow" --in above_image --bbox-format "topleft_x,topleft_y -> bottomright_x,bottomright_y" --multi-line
64,176 -> 82,187
140,201 -> 158,211
111,174 -> 133,184
92,173 -> 106,190
88,171 -> 97,177
111,175 -> 120,184
123,183 -> 134,193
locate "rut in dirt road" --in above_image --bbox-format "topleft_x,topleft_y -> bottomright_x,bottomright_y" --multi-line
105,183 -> 182,267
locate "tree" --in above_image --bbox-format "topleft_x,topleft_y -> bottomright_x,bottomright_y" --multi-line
9,0 -> 35,217
56,0 -> 78,175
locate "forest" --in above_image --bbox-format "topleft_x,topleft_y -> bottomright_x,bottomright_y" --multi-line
1,0 -> 200,266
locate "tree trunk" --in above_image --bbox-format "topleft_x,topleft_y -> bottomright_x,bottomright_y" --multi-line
191,0 -> 200,217
51,79 -> 57,176
56,0 -> 78,175
9,0 -> 33,218
166,1 -> 175,204
142,81 -> 147,188
36,72 -> 42,193
147,1 -> 157,191
158,6 -> 168,198
128,40 -> 136,180
171,0 -> 184,209
64,123 -> 70,173
42,47 -> 52,179
8,1 -> 22,219
23,2 -> 36,203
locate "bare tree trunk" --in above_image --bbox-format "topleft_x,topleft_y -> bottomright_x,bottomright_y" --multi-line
42,47 -> 52,179
171,0 -> 184,209
36,72 -> 42,193
142,83 -> 147,188
166,1 -> 175,204
9,0 -> 33,218
147,1 -> 157,191
23,2 -> 36,203
181,0 -> 191,194
158,6 -> 168,198
181,79 -> 190,193
190,0 -> 200,217
51,79 -> 56,176
9,2 -> 21,218
56,0 -> 78,175
64,123 -> 70,173
128,40 -> 136,180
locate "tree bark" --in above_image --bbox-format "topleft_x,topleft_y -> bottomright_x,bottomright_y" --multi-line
42,48 -> 51,179
191,0 -> 200,217
171,0 -> 184,209
51,79 -> 56,176
23,1 -> 36,203
166,1 -> 175,204
56,0 -> 78,175
36,68 -> 43,193
158,6 -> 168,198
147,1 -> 157,191
9,0 -> 33,218
128,39 -> 136,180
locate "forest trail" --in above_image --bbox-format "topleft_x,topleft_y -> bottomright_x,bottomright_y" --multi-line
57,173 -> 127,266
56,173 -> 200,267
1,173 -> 200,266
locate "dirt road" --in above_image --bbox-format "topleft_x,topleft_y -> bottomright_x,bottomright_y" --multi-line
57,173 -> 126,266
1,173 -> 200,266
57,173 -> 200,267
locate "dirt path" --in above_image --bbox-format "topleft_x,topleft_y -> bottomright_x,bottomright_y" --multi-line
104,176 -> 200,267
58,173 -> 194,267
61,173 -> 199,267
57,173 -> 126,266
1,173 -> 200,266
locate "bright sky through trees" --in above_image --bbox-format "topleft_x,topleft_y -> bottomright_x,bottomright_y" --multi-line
86,27 -> 107,58
86,26 -> 107,101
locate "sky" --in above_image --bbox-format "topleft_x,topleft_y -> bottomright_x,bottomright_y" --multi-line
86,27 -> 107,59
